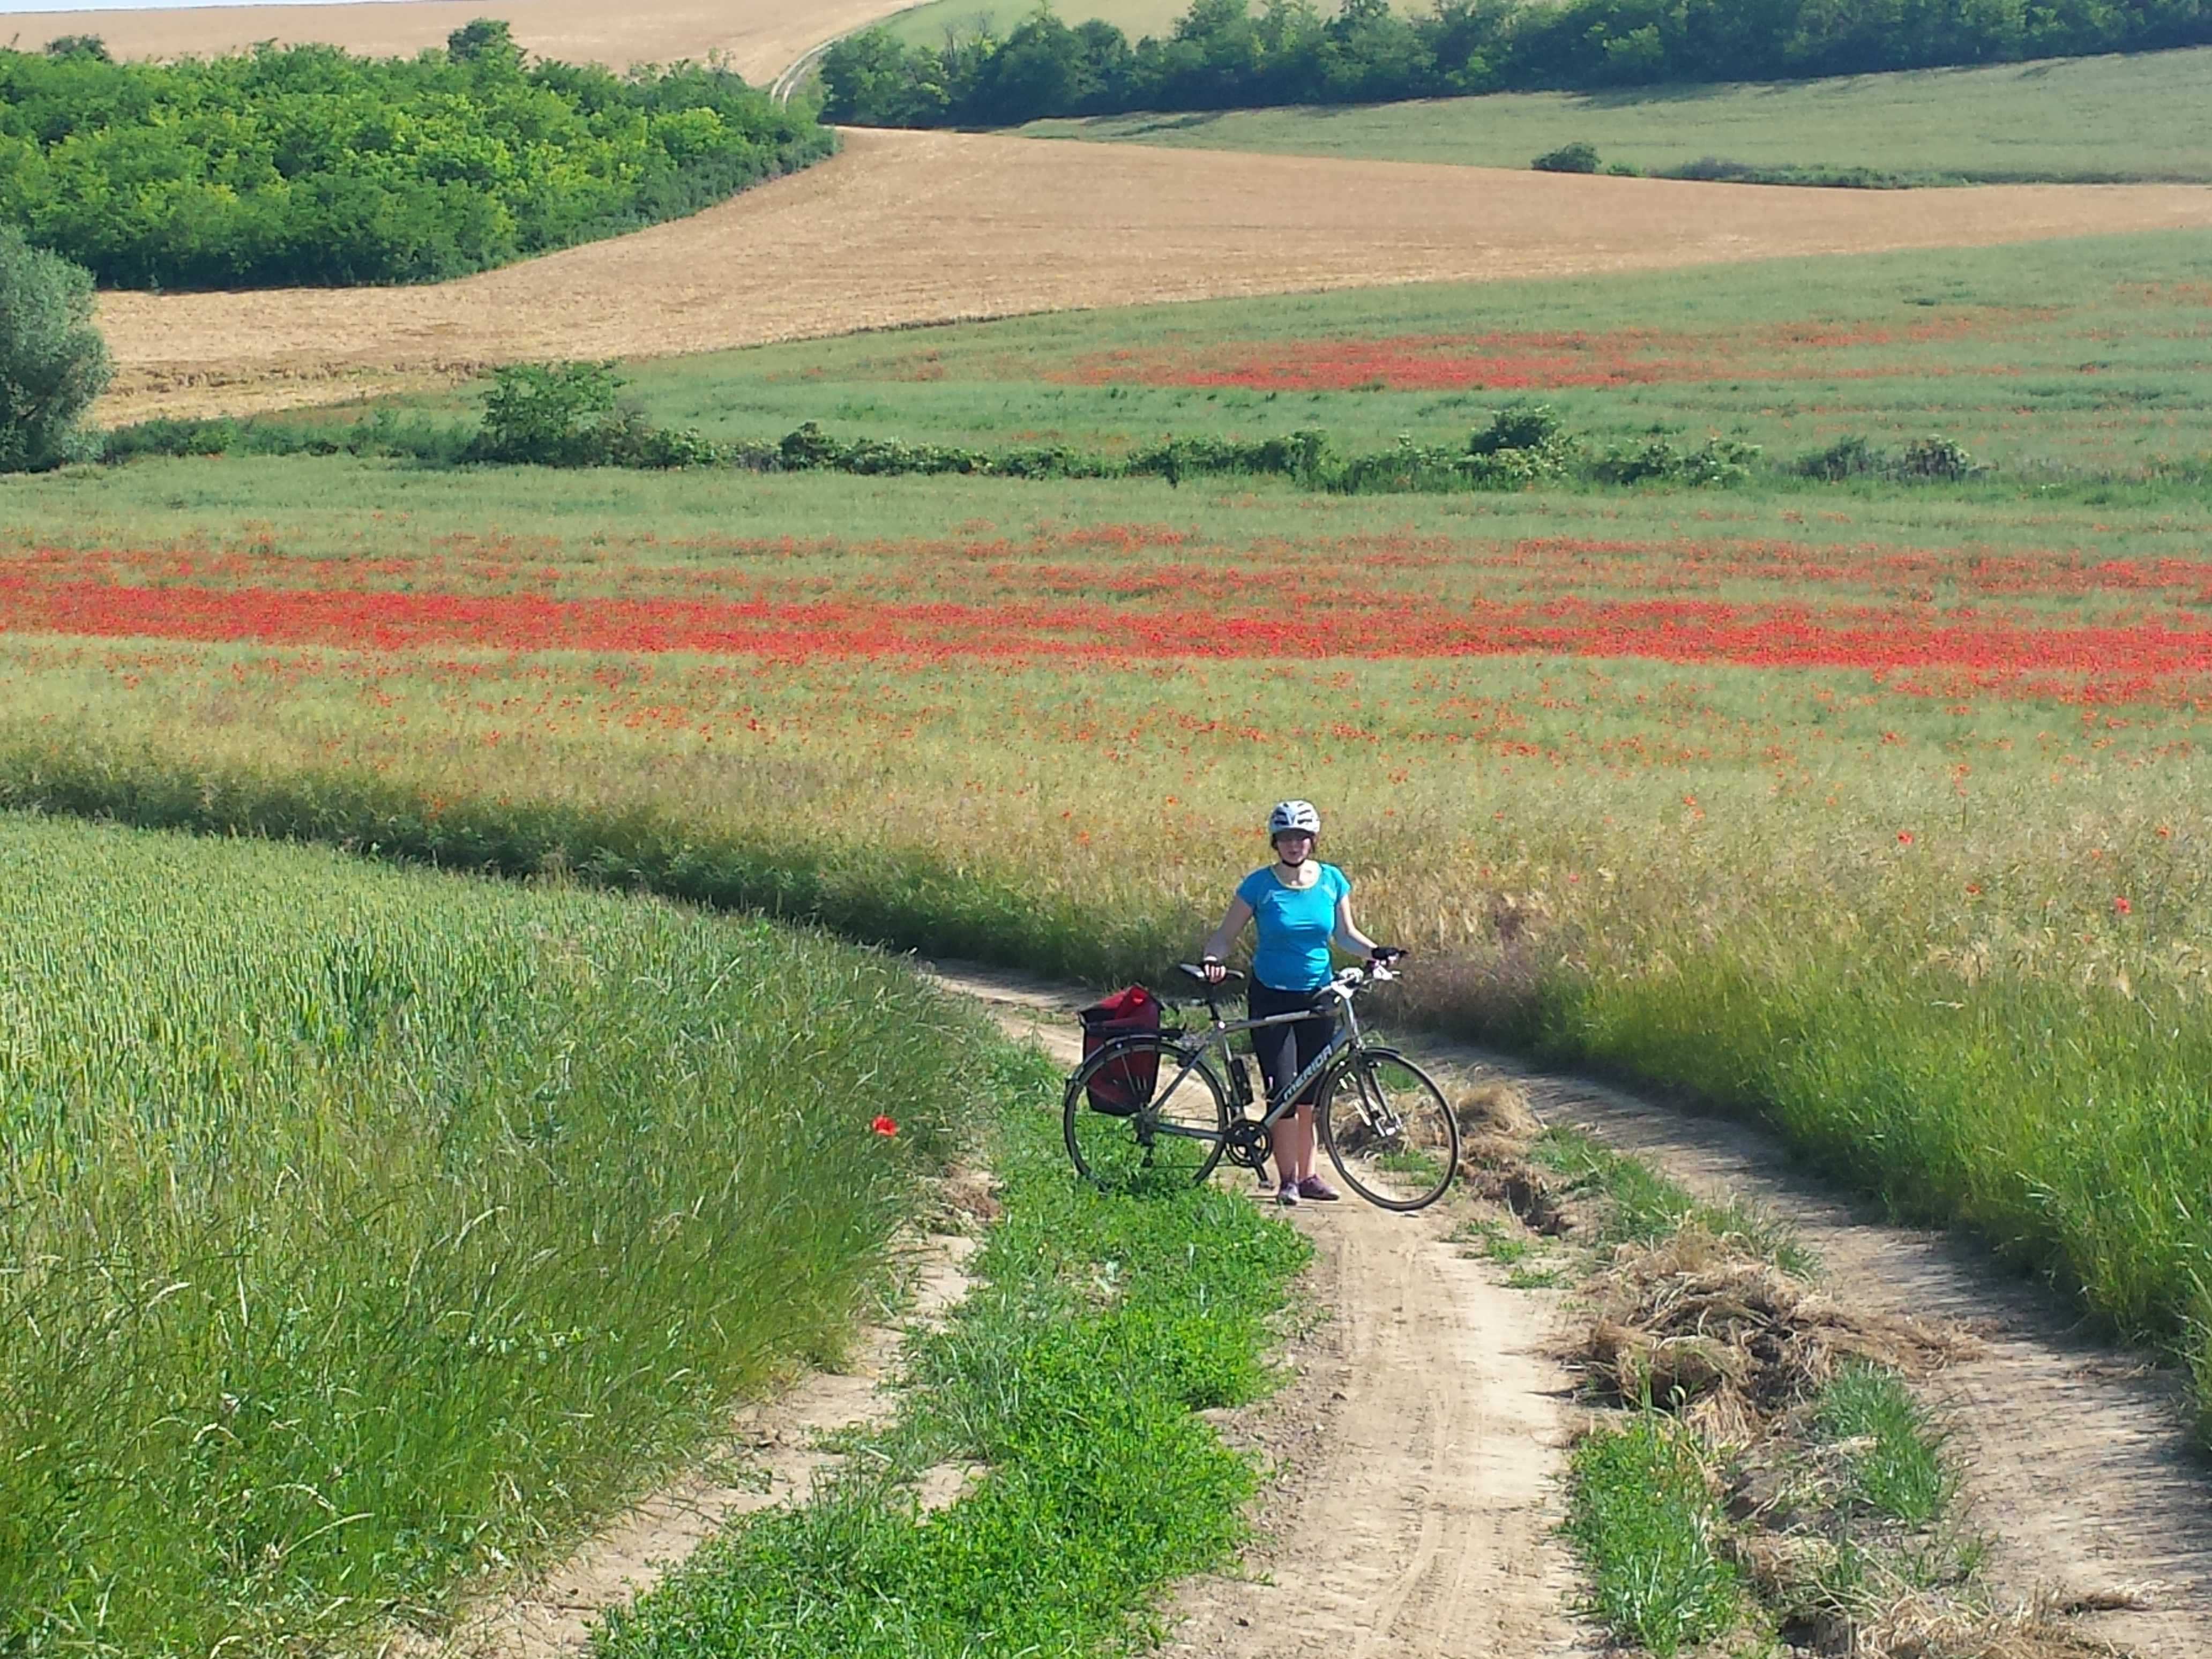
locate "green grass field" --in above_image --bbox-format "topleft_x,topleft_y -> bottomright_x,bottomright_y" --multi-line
272,230 -> 2212,485
0,816 -> 997,1656
1021,46 -> 2212,183
14,219 -> 2212,1468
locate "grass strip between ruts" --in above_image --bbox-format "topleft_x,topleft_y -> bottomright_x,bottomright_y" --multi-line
1565,1411 -> 1743,1657
593,1040 -> 1311,1659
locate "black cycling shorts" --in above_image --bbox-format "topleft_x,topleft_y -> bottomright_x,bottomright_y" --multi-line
1247,979 -> 1337,1108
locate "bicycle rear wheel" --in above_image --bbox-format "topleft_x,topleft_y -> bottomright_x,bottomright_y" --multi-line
1064,1036 -> 1229,1190
1317,1048 -> 1459,1212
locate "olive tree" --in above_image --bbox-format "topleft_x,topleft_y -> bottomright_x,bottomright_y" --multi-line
0,229 -> 110,473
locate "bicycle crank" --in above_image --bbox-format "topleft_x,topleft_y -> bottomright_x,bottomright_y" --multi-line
1224,1118 -> 1273,1170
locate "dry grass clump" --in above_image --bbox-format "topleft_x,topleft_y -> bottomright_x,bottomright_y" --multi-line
1450,1077 -> 1600,1236
1849,1588 -> 2131,1658
1454,1077 -> 1543,1162
1580,1225 -> 1977,1438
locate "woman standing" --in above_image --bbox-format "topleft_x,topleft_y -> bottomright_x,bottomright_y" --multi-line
1200,801 -> 1400,1206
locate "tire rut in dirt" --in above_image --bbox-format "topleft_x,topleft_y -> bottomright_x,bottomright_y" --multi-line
1457,1045 -> 2212,1659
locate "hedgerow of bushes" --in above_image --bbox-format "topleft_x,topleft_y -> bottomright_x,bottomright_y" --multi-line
100,368 -> 1768,491
819,0 -> 2212,128
0,23 -> 834,289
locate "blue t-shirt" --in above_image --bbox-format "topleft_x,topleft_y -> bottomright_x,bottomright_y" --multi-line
1236,863 -> 1351,992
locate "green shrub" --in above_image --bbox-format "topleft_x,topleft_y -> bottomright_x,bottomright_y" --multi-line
101,407 -> 475,465
1794,431 -> 1980,482
1533,140 -> 1603,173
467,361 -> 720,467
100,416 -> 244,461
41,33 -> 109,61
0,228 -> 109,473
1900,432 -> 1979,480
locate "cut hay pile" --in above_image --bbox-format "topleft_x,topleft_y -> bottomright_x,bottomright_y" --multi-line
1453,1078 -> 1594,1236
1581,1225 -> 1979,1443
1443,1080 -> 2135,1659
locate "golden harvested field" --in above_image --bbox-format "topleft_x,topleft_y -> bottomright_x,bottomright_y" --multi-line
1,0 -> 901,80
93,130 -> 2212,420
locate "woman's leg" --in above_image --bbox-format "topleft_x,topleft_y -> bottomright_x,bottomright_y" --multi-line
1248,983 -> 1304,1189
1286,1101 -> 1315,1181
1288,1005 -> 1336,1182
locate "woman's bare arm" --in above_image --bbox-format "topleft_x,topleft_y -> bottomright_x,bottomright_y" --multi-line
1202,895 -> 1253,967
1333,894 -> 1381,958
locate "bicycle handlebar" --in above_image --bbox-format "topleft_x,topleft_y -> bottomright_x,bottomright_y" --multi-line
1175,960 -> 1399,1000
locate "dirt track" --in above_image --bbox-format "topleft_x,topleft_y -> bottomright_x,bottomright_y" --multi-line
1515,1063 -> 2212,1659
934,963 -> 1599,1658
2,0 -> 903,83
93,129 -> 2212,420
943,961 -> 2212,1659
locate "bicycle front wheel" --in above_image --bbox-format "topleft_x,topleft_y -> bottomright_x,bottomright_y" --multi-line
1064,1036 -> 1229,1191
1317,1049 -> 1460,1212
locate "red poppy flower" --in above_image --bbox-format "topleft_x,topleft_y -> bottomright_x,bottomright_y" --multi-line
2113,896 -> 2132,915
870,1115 -> 899,1137
1896,831 -> 1914,846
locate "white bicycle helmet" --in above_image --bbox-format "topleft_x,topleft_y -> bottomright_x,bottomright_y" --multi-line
1267,799 -> 1321,837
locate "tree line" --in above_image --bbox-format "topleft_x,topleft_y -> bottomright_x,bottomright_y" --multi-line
0,22 -> 835,289
820,0 -> 2211,126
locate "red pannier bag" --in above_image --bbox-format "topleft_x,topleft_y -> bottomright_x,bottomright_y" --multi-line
1078,984 -> 1162,1116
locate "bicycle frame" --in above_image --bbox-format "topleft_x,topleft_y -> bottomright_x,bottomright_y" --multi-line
1138,974 -> 1373,1146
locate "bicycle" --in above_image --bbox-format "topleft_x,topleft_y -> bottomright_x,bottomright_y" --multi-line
1062,959 -> 1460,1212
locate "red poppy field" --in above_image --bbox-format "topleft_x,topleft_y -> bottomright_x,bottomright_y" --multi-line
9,522 -> 2212,703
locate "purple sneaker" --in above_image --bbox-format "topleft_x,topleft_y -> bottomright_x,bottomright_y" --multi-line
1275,1179 -> 1301,1207
1296,1175 -> 1342,1202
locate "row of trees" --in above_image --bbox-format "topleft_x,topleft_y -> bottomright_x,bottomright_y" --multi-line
1,23 -> 835,289
820,0 -> 2212,126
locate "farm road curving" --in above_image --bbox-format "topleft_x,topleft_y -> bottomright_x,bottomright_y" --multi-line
930,961 -> 1601,1658
2,0 -> 905,86
1499,1057 -> 2212,1659
932,960 -> 2212,1659
92,129 -> 2212,421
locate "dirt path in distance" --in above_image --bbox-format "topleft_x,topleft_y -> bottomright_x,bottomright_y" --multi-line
93,131 -> 2212,421
930,961 -> 1601,1659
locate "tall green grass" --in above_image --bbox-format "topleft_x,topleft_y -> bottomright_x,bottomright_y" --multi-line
1565,1414 -> 1742,1655
0,814 -> 987,1656
597,1042 -> 1308,1659
9,712 -> 2212,1435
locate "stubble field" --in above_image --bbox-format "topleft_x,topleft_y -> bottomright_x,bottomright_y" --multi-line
1,0 -> 898,83
91,130 -> 2212,421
